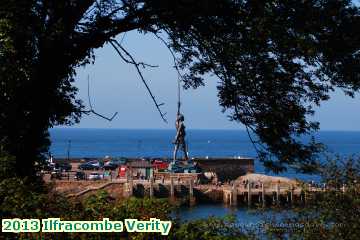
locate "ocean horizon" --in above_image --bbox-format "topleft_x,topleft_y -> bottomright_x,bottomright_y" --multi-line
49,128 -> 360,182
51,127 -> 360,131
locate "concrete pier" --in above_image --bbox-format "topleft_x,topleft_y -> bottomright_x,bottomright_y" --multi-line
170,177 -> 175,198
231,184 -> 237,206
123,177 -> 133,197
247,182 -> 251,207
189,178 -> 196,206
276,183 -> 280,205
261,183 -> 265,208
223,189 -> 236,206
149,177 -> 154,197
59,173 -> 326,207
51,161 -> 334,205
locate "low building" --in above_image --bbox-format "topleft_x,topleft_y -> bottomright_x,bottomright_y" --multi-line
192,157 -> 254,182
127,160 -> 154,180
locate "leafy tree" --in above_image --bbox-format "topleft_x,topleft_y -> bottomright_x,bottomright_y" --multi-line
0,186 -> 255,240
171,215 -> 252,240
169,0 -> 360,172
1,0 -> 360,177
264,156 -> 360,240
0,147 -> 16,180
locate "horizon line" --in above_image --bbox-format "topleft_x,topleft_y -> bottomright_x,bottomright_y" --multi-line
51,127 -> 360,132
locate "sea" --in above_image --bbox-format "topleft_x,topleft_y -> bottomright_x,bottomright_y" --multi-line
49,128 -> 360,225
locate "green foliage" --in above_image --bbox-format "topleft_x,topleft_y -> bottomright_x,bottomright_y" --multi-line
0,182 -> 174,239
116,196 -> 172,220
264,156 -> 360,240
0,147 -> 16,180
171,215 -> 251,240
1,0 -> 360,177
0,178 -> 70,219
1,183 -> 251,240
166,0 -> 360,172
80,191 -> 172,221
2,157 -> 360,240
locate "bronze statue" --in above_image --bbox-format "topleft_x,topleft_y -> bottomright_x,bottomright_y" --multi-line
173,113 -> 189,162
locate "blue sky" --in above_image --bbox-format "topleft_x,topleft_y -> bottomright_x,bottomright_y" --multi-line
72,30 -> 360,130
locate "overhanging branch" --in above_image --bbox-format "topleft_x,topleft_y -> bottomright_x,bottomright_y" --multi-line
109,39 -> 168,123
153,32 -> 184,81
82,75 -> 118,121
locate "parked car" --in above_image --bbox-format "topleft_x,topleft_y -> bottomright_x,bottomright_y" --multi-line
74,171 -> 86,180
183,167 -> 200,173
89,160 -> 102,167
55,162 -> 72,172
170,166 -> 184,173
78,161 -> 100,170
152,160 -> 169,170
103,162 -> 117,170
103,158 -> 127,170
43,163 -> 55,172
88,172 -> 103,180
113,157 -> 128,163
140,157 -> 151,162
50,171 -> 62,180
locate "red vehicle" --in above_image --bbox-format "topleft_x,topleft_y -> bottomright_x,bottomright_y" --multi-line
152,160 -> 169,171
118,165 -> 127,178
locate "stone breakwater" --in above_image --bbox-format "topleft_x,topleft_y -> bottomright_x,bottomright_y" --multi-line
51,173 -> 321,208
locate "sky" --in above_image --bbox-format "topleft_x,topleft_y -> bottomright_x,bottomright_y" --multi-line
71,30 -> 360,130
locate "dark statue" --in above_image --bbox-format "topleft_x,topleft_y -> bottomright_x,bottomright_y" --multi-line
173,113 -> 189,162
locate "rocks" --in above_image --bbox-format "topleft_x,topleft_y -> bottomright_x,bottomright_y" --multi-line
236,173 -> 299,186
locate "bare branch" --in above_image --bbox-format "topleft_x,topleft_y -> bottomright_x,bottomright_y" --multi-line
84,75 -> 118,121
233,101 -> 267,154
87,75 -> 94,110
109,39 -> 168,123
153,32 -> 186,115
245,125 -> 262,153
109,40 -> 158,68
90,110 -> 118,121
153,32 -> 184,81
120,32 -> 127,45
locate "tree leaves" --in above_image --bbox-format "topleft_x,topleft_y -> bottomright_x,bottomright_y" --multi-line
1,1 -> 360,176
162,0 -> 360,172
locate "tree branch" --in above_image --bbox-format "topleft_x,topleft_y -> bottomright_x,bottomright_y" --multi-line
109,39 -> 168,123
83,75 -> 118,121
153,32 -> 184,81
